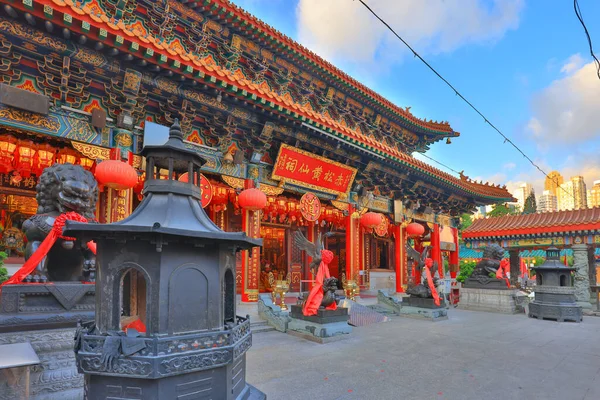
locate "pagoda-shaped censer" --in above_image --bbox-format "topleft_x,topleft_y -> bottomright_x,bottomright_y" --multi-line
66,120 -> 266,399
528,247 -> 582,323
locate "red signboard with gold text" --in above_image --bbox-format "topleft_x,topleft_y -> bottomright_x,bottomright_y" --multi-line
272,144 -> 357,196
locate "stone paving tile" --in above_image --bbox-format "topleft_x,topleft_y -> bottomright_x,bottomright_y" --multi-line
247,308 -> 600,399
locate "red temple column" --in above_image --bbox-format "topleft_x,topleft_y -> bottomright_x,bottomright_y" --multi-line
346,203 -> 359,283
394,224 -> 405,293
241,179 -> 261,302
449,227 -> 459,279
306,221 -> 315,290
431,223 -> 443,277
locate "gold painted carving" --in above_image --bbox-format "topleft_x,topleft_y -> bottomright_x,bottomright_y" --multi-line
0,107 -> 60,132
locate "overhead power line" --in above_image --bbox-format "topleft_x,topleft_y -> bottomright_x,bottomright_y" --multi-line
574,0 -> 600,80
356,0 -> 576,202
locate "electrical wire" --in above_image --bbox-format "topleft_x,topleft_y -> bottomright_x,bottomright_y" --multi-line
415,152 -> 461,175
356,0 -> 577,202
574,0 -> 600,80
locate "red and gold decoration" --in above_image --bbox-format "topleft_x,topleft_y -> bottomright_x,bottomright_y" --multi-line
57,148 -> 79,165
238,187 -> 267,211
374,214 -> 390,237
406,222 -> 425,237
272,144 -> 357,196
360,211 -> 382,230
33,143 -> 55,176
299,192 -> 321,222
178,172 -> 214,208
94,160 -> 138,191
13,140 -> 35,178
0,135 -> 17,174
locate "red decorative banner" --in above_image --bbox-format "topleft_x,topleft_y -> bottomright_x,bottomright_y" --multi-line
272,144 -> 357,196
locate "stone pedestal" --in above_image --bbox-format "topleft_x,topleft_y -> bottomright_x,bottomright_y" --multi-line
458,287 -> 519,314
399,297 -> 448,321
369,270 -> 395,291
287,305 -> 351,343
573,244 -> 593,310
0,328 -> 83,400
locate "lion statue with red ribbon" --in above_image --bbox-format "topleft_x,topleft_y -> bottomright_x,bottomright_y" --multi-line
17,164 -> 98,283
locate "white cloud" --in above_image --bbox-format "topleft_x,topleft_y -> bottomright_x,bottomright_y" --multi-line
560,53 -> 585,74
503,162 -> 516,171
528,60 -> 600,144
296,0 -> 523,65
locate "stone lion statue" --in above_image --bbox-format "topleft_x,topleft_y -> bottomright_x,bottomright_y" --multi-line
21,163 -> 98,282
470,244 -> 505,279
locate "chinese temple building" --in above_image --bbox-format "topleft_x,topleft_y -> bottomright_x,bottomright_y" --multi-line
463,208 -> 600,285
0,0 -> 513,302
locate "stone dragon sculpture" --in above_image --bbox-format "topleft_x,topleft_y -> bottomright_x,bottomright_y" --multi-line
22,163 -> 99,282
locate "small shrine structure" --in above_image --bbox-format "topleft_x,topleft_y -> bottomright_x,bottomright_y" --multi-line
66,120 -> 265,399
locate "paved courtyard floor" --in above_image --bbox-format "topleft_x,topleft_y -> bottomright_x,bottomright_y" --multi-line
246,309 -> 600,400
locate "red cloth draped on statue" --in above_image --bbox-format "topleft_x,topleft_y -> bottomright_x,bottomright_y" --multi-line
1,212 -> 96,287
496,259 -> 511,288
302,249 -> 337,316
424,258 -> 441,307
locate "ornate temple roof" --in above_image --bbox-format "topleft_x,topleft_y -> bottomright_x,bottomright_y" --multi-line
463,208 -> 600,239
195,0 -> 457,137
21,0 -> 512,203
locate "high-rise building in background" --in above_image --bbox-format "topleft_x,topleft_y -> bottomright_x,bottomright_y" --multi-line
589,181 -> 600,208
513,183 -> 533,212
539,190 -> 558,212
558,176 -> 588,210
545,171 -> 564,196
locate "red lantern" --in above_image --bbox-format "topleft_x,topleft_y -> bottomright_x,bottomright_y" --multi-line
0,135 -> 17,174
406,222 -> 425,237
57,149 -> 79,165
13,140 -> 35,178
94,159 -> 139,190
33,143 -> 55,176
360,212 -> 382,229
238,188 -> 267,211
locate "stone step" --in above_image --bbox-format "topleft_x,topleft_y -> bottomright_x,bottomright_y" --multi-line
250,320 -> 275,333
367,304 -> 397,315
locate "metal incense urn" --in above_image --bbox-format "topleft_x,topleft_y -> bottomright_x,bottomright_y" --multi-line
528,247 -> 582,323
66,120 -> 266,399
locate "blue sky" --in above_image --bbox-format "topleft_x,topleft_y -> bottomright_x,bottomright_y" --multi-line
231,0 -> 600,196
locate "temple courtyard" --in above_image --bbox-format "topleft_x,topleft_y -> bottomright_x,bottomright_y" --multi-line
246,308 -> 600,400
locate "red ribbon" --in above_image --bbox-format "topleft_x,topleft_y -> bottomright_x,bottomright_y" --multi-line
424,258 -> 440,307
303,249 -> 337,316
496,259 -> 511,288
1,212 -> 96,287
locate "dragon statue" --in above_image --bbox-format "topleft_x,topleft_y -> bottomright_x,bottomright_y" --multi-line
293,231 -> 340,314
21,163 -> 98,282
405,245 -> 443,305
469,244 -> 506,283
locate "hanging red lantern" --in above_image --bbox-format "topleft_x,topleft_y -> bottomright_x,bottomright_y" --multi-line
360,212 -> 382,229
57,148 -> 79,165
94,159 -> 138,190
406,222 -> 425,237
133,172 -> 145,194
13,140 -> 35,178
0,135 -> 17,174
79,156 -> 95,171
33,143 -> 55,176
238,188 -> 267,211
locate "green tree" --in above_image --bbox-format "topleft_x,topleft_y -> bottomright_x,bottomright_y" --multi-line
0,251 -> 7,284
522,192 -> 537,215
460,213 -> 473,232
487,203 -> 515,218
